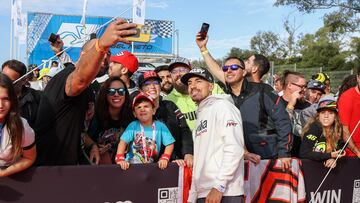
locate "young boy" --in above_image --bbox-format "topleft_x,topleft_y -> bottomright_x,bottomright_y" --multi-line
115,92 -> 175,170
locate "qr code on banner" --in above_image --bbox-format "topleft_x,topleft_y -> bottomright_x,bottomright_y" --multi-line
353,180 -> 360,203
158,187 -> 178,203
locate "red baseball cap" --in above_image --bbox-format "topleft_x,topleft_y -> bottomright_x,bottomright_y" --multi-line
132,92 -> 155,110
110,51 -> 139,73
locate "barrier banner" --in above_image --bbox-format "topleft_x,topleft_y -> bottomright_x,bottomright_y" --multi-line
244,159 -> 306,203
0,164 -> 180,203
27,12 -> 175,65
302,158 -> 360,203
1,159 -> 360,202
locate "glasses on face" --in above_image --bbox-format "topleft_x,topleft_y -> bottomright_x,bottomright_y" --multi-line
171,67 -> 189,75
291,83 -> 306,90
107,88 -> 126,96
143,80 -> 160,87
222,64 -> 244,72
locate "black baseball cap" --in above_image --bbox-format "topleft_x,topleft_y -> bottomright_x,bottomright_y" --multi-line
155,65 -> 169,73
307,79 -> 326,94
181,67 -> 214,85
137,71 -> 162,87
168,57 -> 191,72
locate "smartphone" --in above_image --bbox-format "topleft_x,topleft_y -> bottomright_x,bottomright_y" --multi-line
125,24 -> 151,43
199,23 -> 210,39
48,33 -> 60,43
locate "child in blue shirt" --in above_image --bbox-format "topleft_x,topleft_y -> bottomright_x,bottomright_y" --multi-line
115,92 -> 175,170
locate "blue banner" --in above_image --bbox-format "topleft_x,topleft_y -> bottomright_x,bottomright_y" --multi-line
27,12 -> 174,65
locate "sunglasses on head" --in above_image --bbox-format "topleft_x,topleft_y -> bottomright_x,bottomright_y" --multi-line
222,64 -> 244,72
107,88 -> 126,96
143,80 -> 160,86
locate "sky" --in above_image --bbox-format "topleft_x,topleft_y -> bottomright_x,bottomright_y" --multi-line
0,0 -> 330,65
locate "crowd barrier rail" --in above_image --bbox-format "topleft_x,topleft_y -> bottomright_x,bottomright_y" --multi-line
0,158 -> 359,203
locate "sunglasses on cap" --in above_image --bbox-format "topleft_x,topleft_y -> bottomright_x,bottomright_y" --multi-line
107,88 -> 126,96
222,64 -> 245,72
143,80 -> 160,86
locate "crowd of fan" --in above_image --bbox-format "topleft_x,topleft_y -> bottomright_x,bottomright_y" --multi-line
0,19 -> 359,186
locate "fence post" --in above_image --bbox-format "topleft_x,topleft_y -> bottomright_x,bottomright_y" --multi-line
294,63 -> 297,72
271,61 -> 274,87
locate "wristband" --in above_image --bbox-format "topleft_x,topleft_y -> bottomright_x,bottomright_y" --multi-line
286,104 -> 294,110
115,154 -> 125,163
201,49 -> 209,56
95,39 -> 109,54
160,154 -> 170,162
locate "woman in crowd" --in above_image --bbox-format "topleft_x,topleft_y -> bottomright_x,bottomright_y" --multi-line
86,77 -> 134,164
0,73 -> 36,176
299,96 -> 345,168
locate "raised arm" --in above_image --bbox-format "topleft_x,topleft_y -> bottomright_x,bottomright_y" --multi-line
195,33 -> 225,84
65,19 -> 136,97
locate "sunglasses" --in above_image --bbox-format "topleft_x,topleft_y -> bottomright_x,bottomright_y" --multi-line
171,67 -> 190,75
222,64 -> 244,72
107,88 -> 126,96
143,80 -> 160,86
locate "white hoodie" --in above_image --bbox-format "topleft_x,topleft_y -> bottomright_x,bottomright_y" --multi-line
188,94 -> 245,202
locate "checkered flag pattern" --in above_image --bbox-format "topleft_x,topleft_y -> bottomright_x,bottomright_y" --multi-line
145,20 -> 173,38
127,18 -> 173,38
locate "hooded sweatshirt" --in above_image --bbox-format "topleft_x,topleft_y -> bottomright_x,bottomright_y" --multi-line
188,94 -> 244,202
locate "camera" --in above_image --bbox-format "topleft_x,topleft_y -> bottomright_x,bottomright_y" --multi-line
48,33 -> 60,43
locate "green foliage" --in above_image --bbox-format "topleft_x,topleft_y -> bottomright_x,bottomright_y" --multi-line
250,31 -> 281,59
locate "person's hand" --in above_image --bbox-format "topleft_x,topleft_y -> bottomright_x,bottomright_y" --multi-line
50,37 -> 64,54
172,159 -> 186,167
98,19 -> 137,49
324,158 -> 337,168
195,32 -> 208,51
89,144 -> 100,165
289,90 -> 301,106
158,159 -> 169,170
244,152 -> 261,165
206,188 -> 223,203
278,157 -> 291,171
117,160 -> 130,170
331,150 -> 346,159
98,143 -> 111,154
184,154 -> 193,168
0,169 -> 6,177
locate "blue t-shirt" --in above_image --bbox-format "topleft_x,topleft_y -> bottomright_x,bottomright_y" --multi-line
121,120 -> 175,163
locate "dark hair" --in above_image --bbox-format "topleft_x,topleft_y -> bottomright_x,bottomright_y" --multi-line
1,60 -> 27,77
253,54 -> 270,78
224,56 -> 245,68
338,74 -> 358,98
357,66 -> 360,76
0,74 -> 24,161
283,70 -> 305,87
95,77 -> 134,129
51,61 -> 59,66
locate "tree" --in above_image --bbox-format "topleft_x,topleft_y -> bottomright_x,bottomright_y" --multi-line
274,0 -> 360,32
225,47 -> 254,61
298,27 -> 345,70
250,31 -> 281,60
278,15 -> 302,63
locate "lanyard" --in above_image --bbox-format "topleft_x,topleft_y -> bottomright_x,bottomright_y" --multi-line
140,122 -> 156,163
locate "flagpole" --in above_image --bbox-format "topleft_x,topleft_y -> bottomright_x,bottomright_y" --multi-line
10,17 -> 13,59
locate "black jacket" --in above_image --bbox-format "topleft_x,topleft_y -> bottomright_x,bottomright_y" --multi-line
155,98 -> 193,159
299,122 -> 344,161
19,86 -> 42,128
226,79 -> 292,159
